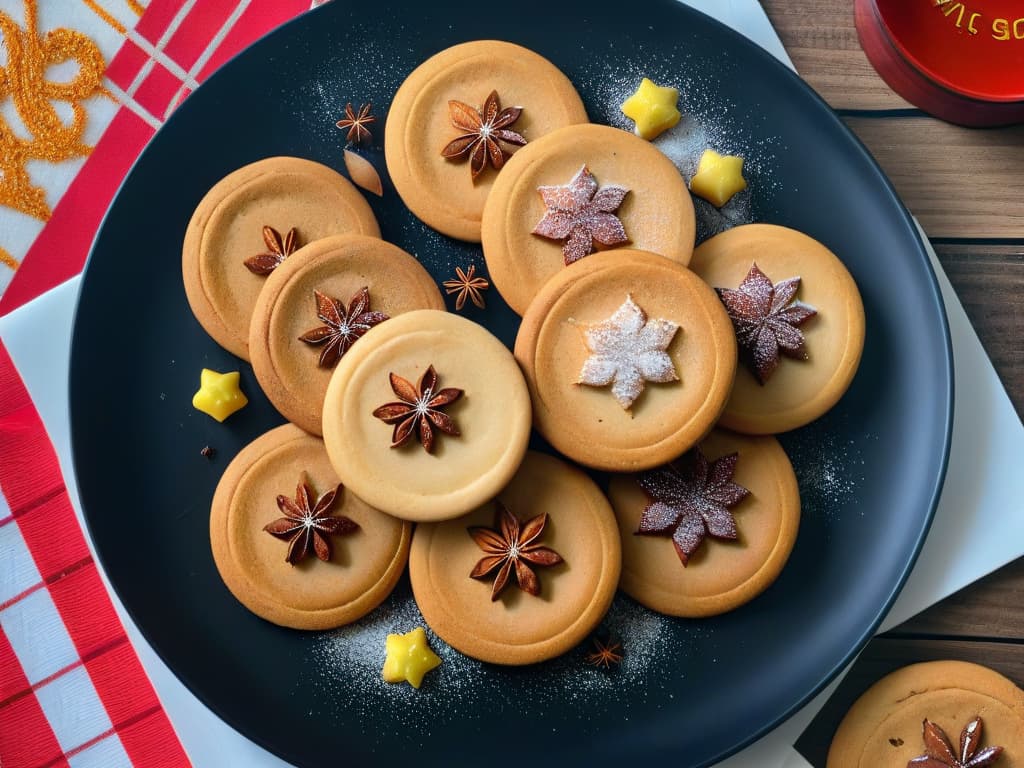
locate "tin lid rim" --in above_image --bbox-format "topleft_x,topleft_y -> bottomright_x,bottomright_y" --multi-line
870,0 -> 1024,103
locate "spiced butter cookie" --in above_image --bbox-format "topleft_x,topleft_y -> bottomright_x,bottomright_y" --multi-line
210,424 -> 410,630
248,234 -> 443,436
183,157 -> 380,360
608,429 -> 799,618
385,40 -> 588,242
322,310 -> 531,522
514,249 -> 736,472
689,223 -> 865,434
409,451 -> 621,665
827,660 -> 1024,768
482,123 -> 696,315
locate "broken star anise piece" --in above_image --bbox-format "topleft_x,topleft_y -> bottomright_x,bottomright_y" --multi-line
908,716 -> 1004,768
715,262 -> 817,385
636,447 -> 750,566
298,287 -> 389,368
336,102 -> 376,145
442,264 -> 490,311
244,225 -> 299,275
263,477 -> 359,565
440,90 -> 526,180
371,365 -> 463,453
468,501 -> 564,601
532,164 -> 629,265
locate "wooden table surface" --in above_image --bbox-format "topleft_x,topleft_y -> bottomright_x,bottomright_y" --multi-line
756,1 -> 1024,764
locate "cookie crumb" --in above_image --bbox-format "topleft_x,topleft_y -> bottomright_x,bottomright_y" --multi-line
888,737 -> 904,747
200,446 -> 215,459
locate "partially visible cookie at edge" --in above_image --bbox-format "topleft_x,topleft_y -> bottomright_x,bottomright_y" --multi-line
827,660 -> 1024,768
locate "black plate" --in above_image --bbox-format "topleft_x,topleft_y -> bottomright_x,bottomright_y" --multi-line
69,2 -> 952,766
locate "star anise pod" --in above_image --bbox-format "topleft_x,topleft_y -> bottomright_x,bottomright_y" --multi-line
263,477 -> 359,565
440,90 -> 526,180
715,262 -> 817,385
584,632 -> 624,669
371,366 -> 463,453
468,502 -> 564,601
298,287 -> 389,368
336,102 -> 376,145
908,717 -> 1004,768
442,265 -> 490,311
636,447 -> 750,566
244,225 -> 299,275
532,164 -> 630,265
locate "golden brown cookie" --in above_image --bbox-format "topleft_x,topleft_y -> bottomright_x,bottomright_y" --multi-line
408,451 -> 621,665
482,123 -> 696,315
248,234 -> 444,436
209,424 -> 410,630
514,249 -> 736,472
689,223 -> 865,434
322,309 -> 531,522
384,40 -> 588,242
183,157 -> 380,360
827,660 -> 1024,768
608,429 -> 799,617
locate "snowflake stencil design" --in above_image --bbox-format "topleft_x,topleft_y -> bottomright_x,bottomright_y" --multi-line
576,295 -> 680,409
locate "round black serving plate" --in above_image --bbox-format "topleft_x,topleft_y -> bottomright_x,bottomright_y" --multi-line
69,2 -> 952,766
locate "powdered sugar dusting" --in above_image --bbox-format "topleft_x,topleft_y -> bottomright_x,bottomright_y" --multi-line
577,295 -> 679,409
571,50 -> 784,244
305,579 -> 696,745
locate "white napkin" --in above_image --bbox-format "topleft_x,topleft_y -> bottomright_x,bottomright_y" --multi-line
3,4 -> 1021,767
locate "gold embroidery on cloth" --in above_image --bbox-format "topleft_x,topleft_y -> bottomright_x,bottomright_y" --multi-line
0,0 -> 108,228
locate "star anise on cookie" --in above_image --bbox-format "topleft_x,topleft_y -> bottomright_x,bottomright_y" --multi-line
336,102 -> 376,145
244,225 -> 299,275
440,90 -> 526,180
298,287 -> 389,368
636,447 -> 750,566
371,366 -> 463,453
908,717 -> 1003,768
715,262 -> 817,385
532,164 -> 629,265
442,265 -> 490,311
577,295 -> 679,410
263,476 -> 359,565
468,502 -> 564,601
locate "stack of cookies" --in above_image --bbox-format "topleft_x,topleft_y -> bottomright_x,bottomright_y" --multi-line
184,40 -> 865,670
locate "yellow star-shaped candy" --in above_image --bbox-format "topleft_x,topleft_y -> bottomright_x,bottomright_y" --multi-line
689,149 -> 747,207
192,368 -> 248,422
382,627 -> 441,689
620,78 -> 681,140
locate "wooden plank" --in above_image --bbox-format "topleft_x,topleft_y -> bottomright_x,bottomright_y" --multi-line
932,244 -> 1024,417
796,638 -> 1024,766
891,558 -> 1024,639
761,0 -> 912,110
844,118 -> 1024,239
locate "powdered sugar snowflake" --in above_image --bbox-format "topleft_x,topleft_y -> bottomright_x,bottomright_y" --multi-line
532,164 -> 629,265
577,295 -> 680,409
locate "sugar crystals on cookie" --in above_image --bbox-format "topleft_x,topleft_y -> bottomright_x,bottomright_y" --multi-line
532,164 -> 630,264
576,294 -> 679,410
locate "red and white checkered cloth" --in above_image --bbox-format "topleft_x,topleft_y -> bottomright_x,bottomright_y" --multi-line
0,2 -> 313,765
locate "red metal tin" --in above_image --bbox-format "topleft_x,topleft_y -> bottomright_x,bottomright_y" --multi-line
854,0 -> 1024,126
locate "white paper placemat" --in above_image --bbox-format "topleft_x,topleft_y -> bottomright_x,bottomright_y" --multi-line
2,4 -> 1021,766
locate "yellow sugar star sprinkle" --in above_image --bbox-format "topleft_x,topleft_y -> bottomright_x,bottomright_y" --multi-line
620,78 -> 681,140
689,149 -> 747,207
382,627 -> 441,689
192,369 -> 248,422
